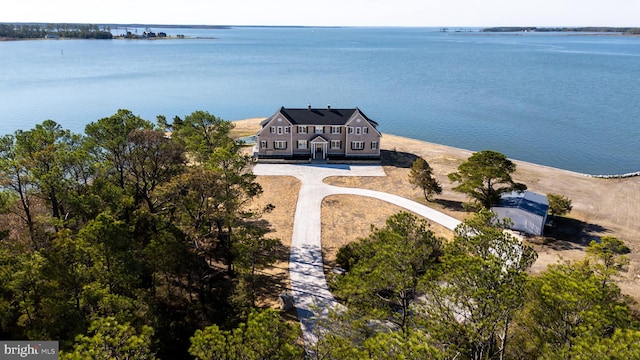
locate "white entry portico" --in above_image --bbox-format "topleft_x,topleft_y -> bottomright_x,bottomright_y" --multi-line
310,136 -> 328,160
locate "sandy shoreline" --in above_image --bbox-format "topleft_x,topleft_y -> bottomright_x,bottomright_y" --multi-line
231,117 -> 640,300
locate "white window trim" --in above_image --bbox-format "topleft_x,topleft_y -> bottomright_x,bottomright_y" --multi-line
298,126 -> 307,134
315,126 -> 324,134
330,140 -> 341,149
285,126 -> 290,134
274,140 -> 287,150
355,127 -> 361,135
277,126 -> 283,135
331,126 -> 340,134
351,141 -> 364,150
371,141 -> 378,150
297,140 -> 308,149
270,126 -> 276,133
260,140 -> 268,149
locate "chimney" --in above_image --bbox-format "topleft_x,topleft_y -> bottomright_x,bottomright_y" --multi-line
327,104 -> 331,110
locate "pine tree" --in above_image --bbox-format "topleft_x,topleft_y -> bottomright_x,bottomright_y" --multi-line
408,157 -> 442,201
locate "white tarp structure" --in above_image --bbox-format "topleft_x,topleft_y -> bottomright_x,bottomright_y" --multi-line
491,191 -> 549,236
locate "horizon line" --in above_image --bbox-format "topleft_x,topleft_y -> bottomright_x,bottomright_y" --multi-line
2,22 -> 638,29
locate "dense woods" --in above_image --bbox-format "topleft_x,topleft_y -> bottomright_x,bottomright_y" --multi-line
0,110 -> 300,359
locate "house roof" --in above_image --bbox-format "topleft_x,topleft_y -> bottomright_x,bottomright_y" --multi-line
491,191 -> 549,236
494,191 -> 549,218
262,107 -> 378,127
310,135 -> 328,143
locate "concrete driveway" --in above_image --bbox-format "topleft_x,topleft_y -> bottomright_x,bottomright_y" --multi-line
253,163 -> 461,346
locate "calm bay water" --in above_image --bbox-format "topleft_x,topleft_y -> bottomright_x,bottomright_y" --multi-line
1,27 -> 639,175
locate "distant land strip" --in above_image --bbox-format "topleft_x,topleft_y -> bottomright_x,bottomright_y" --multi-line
482,27 -> 640,35
0,22 -> 341,40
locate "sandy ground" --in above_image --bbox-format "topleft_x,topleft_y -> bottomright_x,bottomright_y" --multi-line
232,118 -> 640,301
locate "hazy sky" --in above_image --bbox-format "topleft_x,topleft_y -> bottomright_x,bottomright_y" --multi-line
3,0 -> 638,27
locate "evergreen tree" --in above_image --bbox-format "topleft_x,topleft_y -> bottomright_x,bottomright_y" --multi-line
448,150 -> 526,209
547,193 -> 572,217
408,156 -> 442,201
189,309 -> 303,360
420,210 -> 537,359
333,212 -> 443,333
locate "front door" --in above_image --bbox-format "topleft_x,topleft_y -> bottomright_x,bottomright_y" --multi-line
311,142 -> 327,160
310,136 -> 328,160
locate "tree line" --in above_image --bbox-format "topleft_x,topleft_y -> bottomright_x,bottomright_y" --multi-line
0,110 -> 303,359
0,23 -> 113,39
482,27 -> 640,35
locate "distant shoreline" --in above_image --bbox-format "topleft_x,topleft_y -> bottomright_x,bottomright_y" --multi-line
481,26 -> 640,35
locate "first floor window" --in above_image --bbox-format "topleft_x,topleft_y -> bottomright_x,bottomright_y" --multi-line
260,140 -> 268,149
351,141 -> 364,150
371,141 -> 378,150
274,141 -> 287,150
297,140 -> 308,149
330,140 -> 341,149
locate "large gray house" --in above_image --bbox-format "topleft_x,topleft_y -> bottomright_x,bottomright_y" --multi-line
255,106 -> 381,161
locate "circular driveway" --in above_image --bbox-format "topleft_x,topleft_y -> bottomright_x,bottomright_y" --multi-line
253,163 -> 461,346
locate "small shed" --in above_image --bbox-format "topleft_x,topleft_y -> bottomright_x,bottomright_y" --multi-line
491,191 -> 549,236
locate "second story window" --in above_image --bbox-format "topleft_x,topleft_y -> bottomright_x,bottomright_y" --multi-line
315,126 -> 324,134
298,126 -> 307,134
